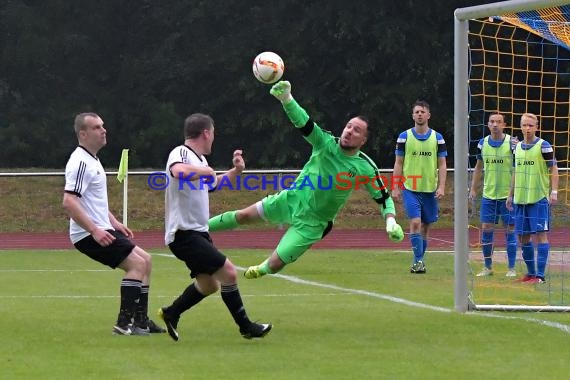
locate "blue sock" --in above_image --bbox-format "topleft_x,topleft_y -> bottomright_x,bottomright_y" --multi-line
410,233 -> 424,263
422,239 -> 428,259
521,242 -> 536,276
481,230 -> 494,269
536,243 -> 549,279
505,232 -> 517,269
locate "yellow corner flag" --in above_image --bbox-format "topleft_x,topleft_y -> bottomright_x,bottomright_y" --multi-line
117,149 -> 129,183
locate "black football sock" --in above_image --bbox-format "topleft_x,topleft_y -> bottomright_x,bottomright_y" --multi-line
117,278 -> 142,325
168,283 -> 206,316
220,283 -> 251,329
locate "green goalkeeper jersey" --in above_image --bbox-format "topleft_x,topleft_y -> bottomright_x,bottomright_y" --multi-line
281,99 -> 395,222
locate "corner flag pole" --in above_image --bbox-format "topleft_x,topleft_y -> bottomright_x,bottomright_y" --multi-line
117,149 -> 129,227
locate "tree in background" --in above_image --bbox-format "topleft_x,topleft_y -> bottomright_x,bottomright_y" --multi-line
0,0 -> 494,169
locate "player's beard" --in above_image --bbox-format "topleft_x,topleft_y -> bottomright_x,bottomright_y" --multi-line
340,141 -> 358,151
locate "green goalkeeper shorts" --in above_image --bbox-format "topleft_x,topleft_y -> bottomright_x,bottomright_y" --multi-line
261,191 -> 333,264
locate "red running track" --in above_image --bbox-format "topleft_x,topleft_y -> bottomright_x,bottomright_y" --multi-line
0,228 -> 568,250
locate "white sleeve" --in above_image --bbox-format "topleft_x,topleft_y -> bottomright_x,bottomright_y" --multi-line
64,159 -> 92,197
167,148 -> 185,177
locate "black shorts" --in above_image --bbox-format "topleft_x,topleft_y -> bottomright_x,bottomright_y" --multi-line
74,230 -> 135,269
168,230 -> 227,278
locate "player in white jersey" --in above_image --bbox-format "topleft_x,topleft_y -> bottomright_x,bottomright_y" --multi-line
158,113 -> 271,341
63,112 -> 165,336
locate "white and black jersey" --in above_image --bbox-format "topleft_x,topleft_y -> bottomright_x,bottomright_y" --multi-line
165,145 -> 218,245
64,146 -> 113,243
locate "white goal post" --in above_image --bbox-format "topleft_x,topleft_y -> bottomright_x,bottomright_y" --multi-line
453,0 -> 570,313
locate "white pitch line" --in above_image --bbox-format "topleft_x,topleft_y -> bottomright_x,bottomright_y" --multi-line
154,252 -> 446,314
3,252 -> 569,333
160,253 -> 570,333
250,267 -> 570,334
0,269 -> 109,272
466,312 -> 570,333
153,252 -> 570,333
266,270 -> 452,313
395,250 -> 568,254
0,293 -> 350,299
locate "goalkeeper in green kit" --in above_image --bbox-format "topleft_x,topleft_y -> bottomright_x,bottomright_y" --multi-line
209,81 -> 404,278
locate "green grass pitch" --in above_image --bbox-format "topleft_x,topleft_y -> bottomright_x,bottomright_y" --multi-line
1,249 -> 568,379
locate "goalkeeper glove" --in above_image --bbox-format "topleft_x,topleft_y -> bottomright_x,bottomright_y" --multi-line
386,216 -> 404,242
270,81 -> 293,104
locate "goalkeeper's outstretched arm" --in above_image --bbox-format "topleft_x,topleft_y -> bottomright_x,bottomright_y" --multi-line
270,80 -> 309,127
270,81 -> 330,149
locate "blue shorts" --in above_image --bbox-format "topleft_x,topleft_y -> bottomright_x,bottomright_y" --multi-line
480,197 -> 514,225
402,189 -> 439,223
514,198 -> 550,235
